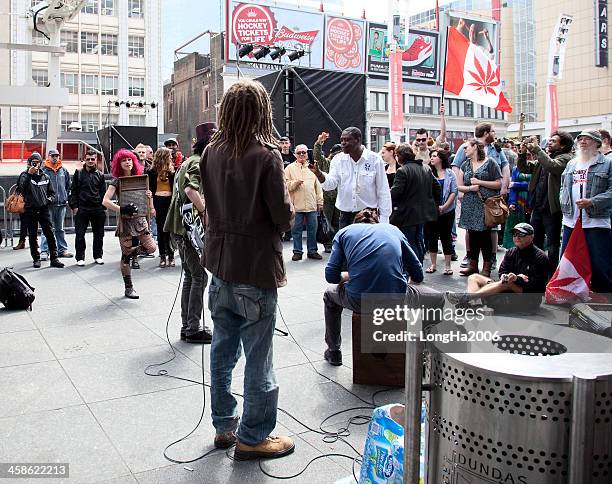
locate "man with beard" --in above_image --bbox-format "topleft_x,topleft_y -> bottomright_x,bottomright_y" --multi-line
517,131 -> 573,266
560,130 -> 612,294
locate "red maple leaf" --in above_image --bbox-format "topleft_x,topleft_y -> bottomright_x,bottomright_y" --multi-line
467,55 -> 500,96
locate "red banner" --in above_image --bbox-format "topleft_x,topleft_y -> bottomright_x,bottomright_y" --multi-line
546,83 -> 559,136
389,51 -> 404,133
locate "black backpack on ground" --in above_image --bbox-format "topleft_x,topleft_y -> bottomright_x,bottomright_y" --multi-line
0,268 -> 35,310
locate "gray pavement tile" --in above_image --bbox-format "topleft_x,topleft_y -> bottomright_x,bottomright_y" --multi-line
29,300 -> 130,329
118,292 -> 184,318
0,330 -> 55,368
40,319 -> 165,359
0,406 -> 130,483
59,345 -> 205,403
275,296 -> 325,325
133,433 -> 351,484
0,308 -> 36,333
0,360 -> 83,418
92,475 -> 138,484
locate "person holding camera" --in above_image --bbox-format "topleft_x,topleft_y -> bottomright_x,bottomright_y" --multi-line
102,149 -> 156,299
16,152 -> 65,268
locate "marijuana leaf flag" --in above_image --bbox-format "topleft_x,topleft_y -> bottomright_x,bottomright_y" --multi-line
444,27 -> 512,112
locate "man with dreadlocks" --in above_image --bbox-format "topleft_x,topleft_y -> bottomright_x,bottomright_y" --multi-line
200,80 -> 295,460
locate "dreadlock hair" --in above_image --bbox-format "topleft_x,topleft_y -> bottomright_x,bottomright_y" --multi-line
111,148 -> 142,178
152,147 -> 173,180
210,79 -> 276,159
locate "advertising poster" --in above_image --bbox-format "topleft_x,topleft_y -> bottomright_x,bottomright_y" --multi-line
366,22 -> 439,83
227,0 -> 325,68
449,12 -> 499,63
323,15 -> 367,73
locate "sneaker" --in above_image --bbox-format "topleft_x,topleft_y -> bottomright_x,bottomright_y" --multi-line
125,287 -> 139,299
401,35 -> 433,66
33,259 -> 41,268
324,348 -> 342,366
58,251 -> 73,258
291,252 -> 302,261
50,258 -> 65,268
451,253 -> 459,262
214,431 -> 237,449
307,252 -> 322,260
40,252 -> 49,261
184,328 -> 213,344
460,255 -> 470,268
94,258 -> 104,265
141,254 -> 155,259
76,260 -> 85,267
234,435 -> 295,461
131,259 -> 140,270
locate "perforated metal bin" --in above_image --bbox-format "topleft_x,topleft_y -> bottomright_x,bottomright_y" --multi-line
422,320 -> 612,484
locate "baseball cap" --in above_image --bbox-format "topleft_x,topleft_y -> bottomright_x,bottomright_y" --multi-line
164,138 -> 178,146
28,152 -> 42,163
48,148 -> 60,156
576,130 -> 603,146
512,223 -> 534,236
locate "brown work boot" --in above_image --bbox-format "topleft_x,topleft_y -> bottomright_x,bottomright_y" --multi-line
480,261 -> 493,278
13,240 -> 26,250
459,259 -> 479,277
214,431 -> 237,449
234,435 -> 295,461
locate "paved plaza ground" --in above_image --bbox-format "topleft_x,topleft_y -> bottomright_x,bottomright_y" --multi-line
0,230 -> 567,483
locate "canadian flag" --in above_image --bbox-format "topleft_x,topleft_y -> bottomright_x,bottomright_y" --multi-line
545,218 -> 592,305
444,27 -> 512,112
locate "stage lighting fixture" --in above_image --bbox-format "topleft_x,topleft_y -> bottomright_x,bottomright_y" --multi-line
150,102 -> 157,108
288,49 -> 305,62
253,46 -> 271,60
269,47 -> 286,60
114,101 -> 121,107
137,102 -> 144,108
238,43 -> 254,58
125,101 -> 131,108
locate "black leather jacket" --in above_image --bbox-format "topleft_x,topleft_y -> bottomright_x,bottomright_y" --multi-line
17,170 -> 55,210
390,160 -> 440,227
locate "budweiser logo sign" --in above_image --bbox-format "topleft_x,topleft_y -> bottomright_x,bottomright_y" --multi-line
232,3 -> 276,45
272,25 -> 319,46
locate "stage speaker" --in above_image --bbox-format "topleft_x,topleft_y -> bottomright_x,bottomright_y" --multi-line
97,125 -> 158,168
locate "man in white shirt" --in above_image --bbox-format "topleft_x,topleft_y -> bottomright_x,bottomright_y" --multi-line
309,127 -> 391,227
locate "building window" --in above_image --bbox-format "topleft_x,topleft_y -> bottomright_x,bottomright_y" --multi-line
203,87 -> 210,111
80,32 -> 99,54
129,114 -> 146,126
32,69 -> 48,87
32,30 -> 49,46
101,0 -> 114,15
61,30 -> 78,53
478,105 -> 505,121
81,0 -> 98,14
100,34 -> 118,56
81,74 -> 99,95
61,112 -> 79,132
369,127 -> 390,152
81,113 -> 99,132
446,98 -> 473,118
128,77 -> 145,97
128,36 -> 145,58
60,72 -> 78,94
128,0 -> 144,18
370,91 -> 388,112
100,75 -> 118,96
102,113 -> 119,127
406,95 -> 440,115
31,111 -> 47,136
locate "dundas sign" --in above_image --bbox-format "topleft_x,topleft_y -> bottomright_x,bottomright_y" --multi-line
595,0 -> 608,67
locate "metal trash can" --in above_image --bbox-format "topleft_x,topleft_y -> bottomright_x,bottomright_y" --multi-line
423,320 -> 612,484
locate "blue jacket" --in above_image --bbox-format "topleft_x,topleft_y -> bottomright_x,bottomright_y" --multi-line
438,168 -> 458,214
560,154 -> 612,220
41,163 -> 71,206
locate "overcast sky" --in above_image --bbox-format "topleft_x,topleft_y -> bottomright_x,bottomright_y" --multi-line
161,0 -> 445,80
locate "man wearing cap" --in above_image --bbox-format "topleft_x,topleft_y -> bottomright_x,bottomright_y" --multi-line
447,223 -> 550,312
164,123 -> 216,343
40,148 -> 73,260
560,130 -> 612,294
16,153 -> 65,268
164,138 -> 184,169
313,132 -> 342,252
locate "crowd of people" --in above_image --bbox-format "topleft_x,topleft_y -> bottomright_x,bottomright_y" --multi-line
5,78 -> 612,462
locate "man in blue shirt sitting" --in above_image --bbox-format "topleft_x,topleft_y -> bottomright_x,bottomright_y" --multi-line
323,208 -> 424,366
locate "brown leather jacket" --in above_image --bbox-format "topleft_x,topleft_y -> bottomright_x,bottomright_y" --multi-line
200,141 -> 294,289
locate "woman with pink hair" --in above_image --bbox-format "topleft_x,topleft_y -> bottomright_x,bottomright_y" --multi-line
103,148 -> 156,298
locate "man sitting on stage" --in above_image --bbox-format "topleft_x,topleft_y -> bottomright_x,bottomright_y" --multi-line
447,223 -> 551,312
323,208 -> 424,366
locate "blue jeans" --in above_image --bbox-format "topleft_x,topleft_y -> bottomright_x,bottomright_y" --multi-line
150,216 -> 158,240
208,276 -> 279,445
291,211 -> 318,254
401,224 -> 425,265
41,205 -> 68,254
561,225 -> 612,294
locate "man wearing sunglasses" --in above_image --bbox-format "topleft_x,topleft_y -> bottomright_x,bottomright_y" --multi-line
285,144 -> 323,260
447,223 -> 550,313
413,128 -> 431,162
69,150 -> 107,266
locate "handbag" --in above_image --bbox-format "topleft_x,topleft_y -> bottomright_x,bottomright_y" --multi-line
480,193 -> 509,228
316,212 -> 334,245
5,187 -> 25,214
